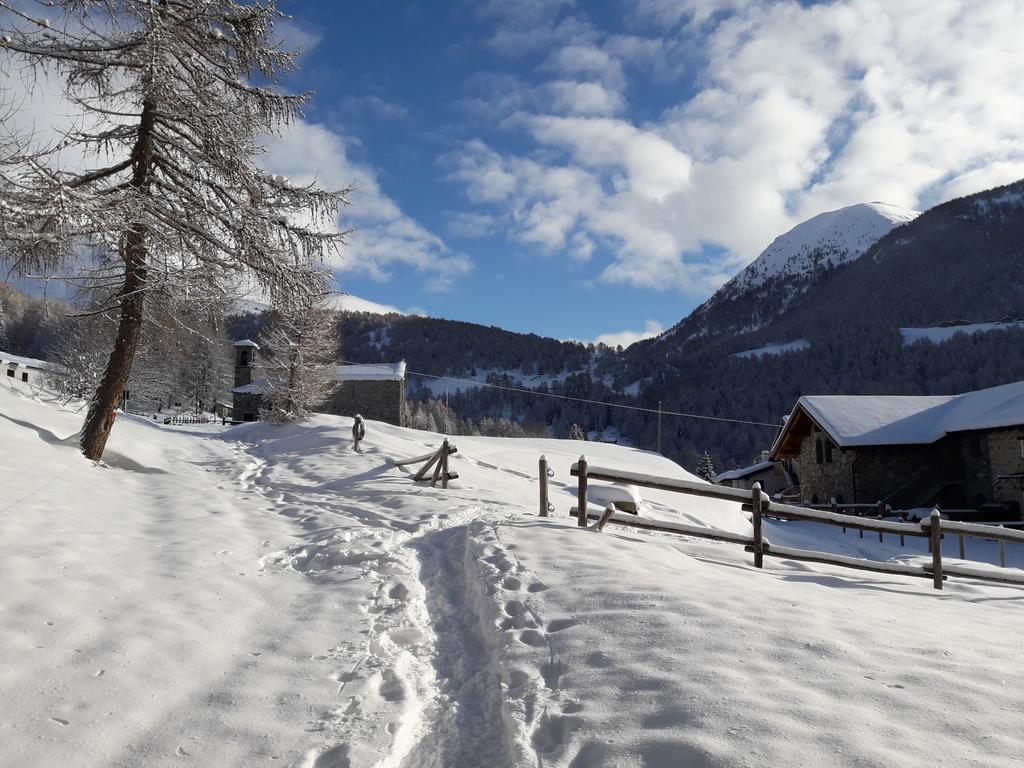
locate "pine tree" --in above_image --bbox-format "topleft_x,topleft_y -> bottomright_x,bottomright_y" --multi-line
258,298 -> 339,423
697,450 -> 718,483
0,1 -> 349,459
568,423 -> 587,440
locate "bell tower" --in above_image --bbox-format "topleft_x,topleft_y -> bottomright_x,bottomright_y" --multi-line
233,339 -> 259,388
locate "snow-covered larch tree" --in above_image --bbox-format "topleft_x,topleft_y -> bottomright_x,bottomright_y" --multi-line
258,297 -> 339,423
0,0 -> 349,459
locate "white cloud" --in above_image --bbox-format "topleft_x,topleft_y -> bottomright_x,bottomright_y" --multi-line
447,0 -> 1024,295
594,320 -> 664,348
264,120 -> 472,292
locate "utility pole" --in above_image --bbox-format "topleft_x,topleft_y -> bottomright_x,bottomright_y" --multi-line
657,400 -> 662,455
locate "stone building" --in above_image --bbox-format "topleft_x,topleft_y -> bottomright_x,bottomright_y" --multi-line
716,455 -> 793,495
329,363 -> 407,426
770,381 -> 1024,516
1,350 -> 57,385
230,339 -> 266,422
229,340 -> 407,426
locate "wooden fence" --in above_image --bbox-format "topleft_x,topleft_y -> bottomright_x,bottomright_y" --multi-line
541,456 -> 1024,591
393,439 -> 459,488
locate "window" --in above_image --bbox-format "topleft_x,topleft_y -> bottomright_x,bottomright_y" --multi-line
21,372 -> 28,382
815,438 -> 824,464
5,368 -> 13,377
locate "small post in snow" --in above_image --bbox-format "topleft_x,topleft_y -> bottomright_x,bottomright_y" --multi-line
877,501 -> 884,543
999,526 -> 1007,568
441,438 -> 450,489
751,482 -> 764,569
539,455 -> 549,517
352,414 -> 365,453
929,509 -> 943,590
577,455 -> 588,527
958,534 -> 965,560
597,504 -> 616,532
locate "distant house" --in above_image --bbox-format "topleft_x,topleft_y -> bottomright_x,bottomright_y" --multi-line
229,340 -> 407,426
770,381 -> 1024,515
0,350 -> 57,385
716,457 -> 792,495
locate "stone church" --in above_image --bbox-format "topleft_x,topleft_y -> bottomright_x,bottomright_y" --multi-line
230,339 -> 407,426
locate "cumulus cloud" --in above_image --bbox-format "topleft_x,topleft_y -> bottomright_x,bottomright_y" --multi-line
264,120 -> 472,292
448,0 -> 1024,295
594,320 -> 665,348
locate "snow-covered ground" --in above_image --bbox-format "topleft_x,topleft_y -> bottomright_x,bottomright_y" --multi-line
900,320 -> 1024,346
732,339 -> 811,359
3,381 -> 1024,767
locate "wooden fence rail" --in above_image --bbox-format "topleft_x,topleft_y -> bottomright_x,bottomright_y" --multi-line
394,439 -> 459,488
566,457 -> 1024,591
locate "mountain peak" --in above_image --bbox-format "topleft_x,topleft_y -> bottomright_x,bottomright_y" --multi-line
728,201 -> 920,293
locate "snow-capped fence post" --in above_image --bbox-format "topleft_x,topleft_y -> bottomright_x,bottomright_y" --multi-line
577,455 -> 589,528
929,509 -> 943,590
751,483 -> 764,569
539,455 -> 549,517
877,501 -> 885,543
352,414 -> 365,453
596,504 -> 616,532
999,527 -> 1006,568
441,438 -> 450,489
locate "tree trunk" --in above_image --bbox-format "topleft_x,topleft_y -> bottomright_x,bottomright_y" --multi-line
79,94 -> 156,461
79,257 -> 147,460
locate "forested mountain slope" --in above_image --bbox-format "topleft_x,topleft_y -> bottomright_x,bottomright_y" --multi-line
323,180 -> 1024,473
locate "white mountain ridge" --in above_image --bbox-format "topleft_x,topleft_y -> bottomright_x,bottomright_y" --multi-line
235,292 -> 405,316
726,201 -> 920,293
657,201 -> 920,344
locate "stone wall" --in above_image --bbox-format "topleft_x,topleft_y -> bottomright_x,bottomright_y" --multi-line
327,379 -> 405,426
796,427 -> 969,507
797,427 -> 856,503
233,393 -> 262,422
984,427 -> 1024,507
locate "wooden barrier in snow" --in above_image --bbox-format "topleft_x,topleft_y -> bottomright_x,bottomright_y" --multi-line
565,457 -> 1024,591
393,439 -> 459,488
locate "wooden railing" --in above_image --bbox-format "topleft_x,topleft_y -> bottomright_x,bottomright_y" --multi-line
553,456 -> 1024,591
393,439 -> 459,488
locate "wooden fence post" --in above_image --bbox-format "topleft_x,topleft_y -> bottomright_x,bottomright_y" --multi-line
441,438 -> 450,489
999,526 -> 1006,568
958,534 -> 965,561
930,509 -> 943,590
539,455 -> 549,517
834,498 -> 843,533
752,482 -> 764,569
577,455 -> 588,527
597,504 -> 615,532
877,501 -> 884,543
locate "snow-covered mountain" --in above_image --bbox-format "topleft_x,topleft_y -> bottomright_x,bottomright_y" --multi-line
727,201 -> 920,293
235,292 -> 406,316
656,201 -> 919,345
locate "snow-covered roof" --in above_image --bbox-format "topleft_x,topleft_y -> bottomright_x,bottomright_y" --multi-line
715,460 -> 776,482
774,380 -> 1024,455
0,350 -> 57,370
231,378 -> 270,394
337,362 -> 406,382
233,339 -> 260,348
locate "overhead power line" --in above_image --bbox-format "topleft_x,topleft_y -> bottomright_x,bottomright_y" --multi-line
338,360 -> 781,430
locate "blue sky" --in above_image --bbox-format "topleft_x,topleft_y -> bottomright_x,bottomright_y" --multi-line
265,0 -> 1024,345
